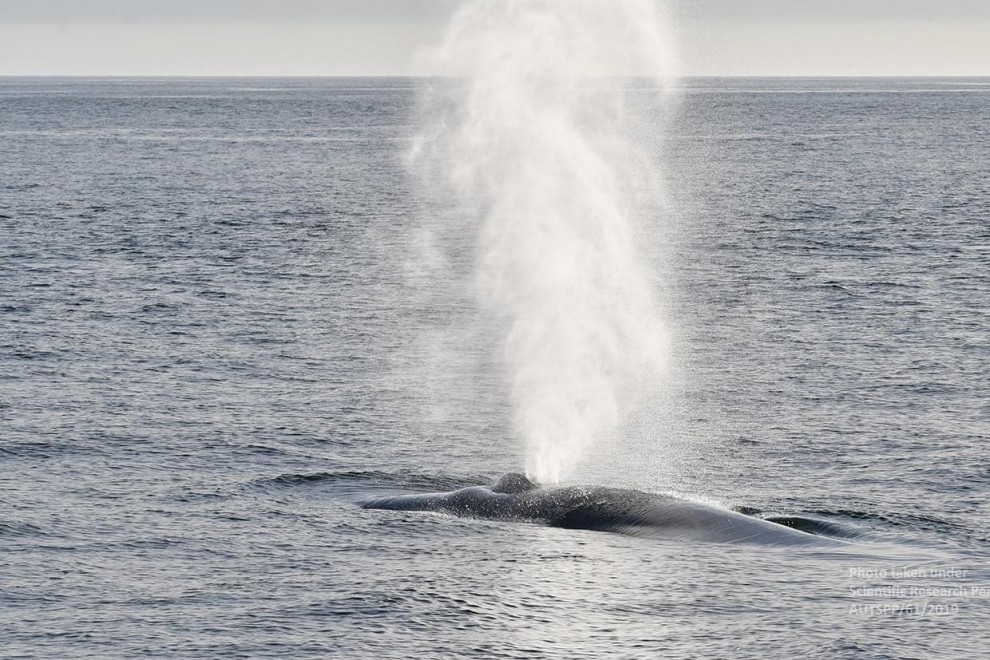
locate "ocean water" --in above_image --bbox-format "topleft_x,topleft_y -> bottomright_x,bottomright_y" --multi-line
1,77 -> 989,658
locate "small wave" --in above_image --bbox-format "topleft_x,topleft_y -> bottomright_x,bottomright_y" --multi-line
816,281 -> 855,294
809,508 -> 966,533
0,441 -> 60,459
731,506 -> 864,540
2,183 -> 40,192
255,470 -> 489,499
752,506 -> 971,544
0,520 -> 50,538
760,515 -> 863,540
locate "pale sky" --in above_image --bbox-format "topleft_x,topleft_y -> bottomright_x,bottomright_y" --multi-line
0,0 -> 988,76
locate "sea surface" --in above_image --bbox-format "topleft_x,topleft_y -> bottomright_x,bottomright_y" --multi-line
1,77 -> 989,658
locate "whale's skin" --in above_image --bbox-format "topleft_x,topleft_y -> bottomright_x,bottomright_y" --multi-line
359,474 -> 837,546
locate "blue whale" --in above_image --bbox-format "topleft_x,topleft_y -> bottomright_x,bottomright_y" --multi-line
360,473 -> 841,546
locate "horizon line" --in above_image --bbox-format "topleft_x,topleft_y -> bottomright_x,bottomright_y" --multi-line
2,74 -> 990,79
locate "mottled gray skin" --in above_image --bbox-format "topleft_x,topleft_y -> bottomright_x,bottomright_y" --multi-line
360,473 -> 839,546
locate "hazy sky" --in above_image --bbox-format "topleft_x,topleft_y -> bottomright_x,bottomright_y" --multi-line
1,0 -> 988,76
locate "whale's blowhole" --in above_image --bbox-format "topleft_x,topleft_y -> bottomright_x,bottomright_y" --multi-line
492,472 -> 537,494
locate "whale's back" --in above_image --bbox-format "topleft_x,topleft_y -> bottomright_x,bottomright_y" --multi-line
361,478 -> 839,546
515,486 -> 832,546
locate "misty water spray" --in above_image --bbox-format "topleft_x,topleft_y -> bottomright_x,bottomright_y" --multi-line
412,0 -> 676,483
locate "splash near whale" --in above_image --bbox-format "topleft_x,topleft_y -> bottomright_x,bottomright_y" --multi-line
360,474 -> 842,546
411,0 -> 676,483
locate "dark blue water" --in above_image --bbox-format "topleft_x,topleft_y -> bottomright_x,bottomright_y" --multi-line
2,77 -> 988,658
